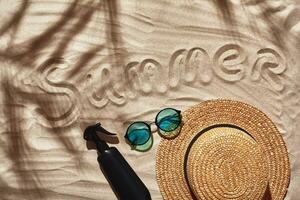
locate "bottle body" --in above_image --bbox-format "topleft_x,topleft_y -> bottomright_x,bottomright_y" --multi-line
98,147 -> 151,200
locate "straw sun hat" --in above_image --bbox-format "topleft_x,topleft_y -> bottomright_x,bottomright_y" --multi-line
156,99 -> 290,200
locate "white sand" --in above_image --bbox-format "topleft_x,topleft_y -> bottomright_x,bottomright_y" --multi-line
0,0 -> 300,199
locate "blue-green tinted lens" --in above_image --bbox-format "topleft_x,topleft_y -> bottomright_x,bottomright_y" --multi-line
126,122 -> 151,145
156,108 -> 181,132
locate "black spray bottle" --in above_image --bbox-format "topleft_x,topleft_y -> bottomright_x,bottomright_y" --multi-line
84,123 -> 151,200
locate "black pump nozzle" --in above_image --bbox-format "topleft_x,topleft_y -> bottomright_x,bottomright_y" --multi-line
84,123 -> 115,153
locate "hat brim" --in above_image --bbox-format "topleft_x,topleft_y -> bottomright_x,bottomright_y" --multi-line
156,99 -> 290,200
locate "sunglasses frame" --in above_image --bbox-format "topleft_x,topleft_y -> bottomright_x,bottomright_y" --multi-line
124,121 -> 152,146
124,108 -> 182,146
155,108 -> 181,132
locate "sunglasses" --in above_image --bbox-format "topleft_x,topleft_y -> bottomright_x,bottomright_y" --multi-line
124,108 -> 182,146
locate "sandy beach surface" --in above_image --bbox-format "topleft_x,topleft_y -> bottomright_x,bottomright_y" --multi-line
0,0 -> 300,199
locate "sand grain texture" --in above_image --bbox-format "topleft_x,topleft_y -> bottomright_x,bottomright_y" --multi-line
0,0 -> 300,199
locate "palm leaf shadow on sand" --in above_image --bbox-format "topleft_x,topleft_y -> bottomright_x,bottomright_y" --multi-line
0,0 -> 125,198
0,0 -> 293,199
212,0 -> 289,49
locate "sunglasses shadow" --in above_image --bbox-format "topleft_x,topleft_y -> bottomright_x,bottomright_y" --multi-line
126,134 -> 154,152
157,122 -> 184,140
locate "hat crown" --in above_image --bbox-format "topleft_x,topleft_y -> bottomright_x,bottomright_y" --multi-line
186,126 -> 269,199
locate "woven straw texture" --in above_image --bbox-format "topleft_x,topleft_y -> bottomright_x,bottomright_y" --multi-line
156,99 -> 290,200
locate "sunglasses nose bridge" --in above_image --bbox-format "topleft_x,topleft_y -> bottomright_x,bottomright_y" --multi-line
148,121 -> 157,132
